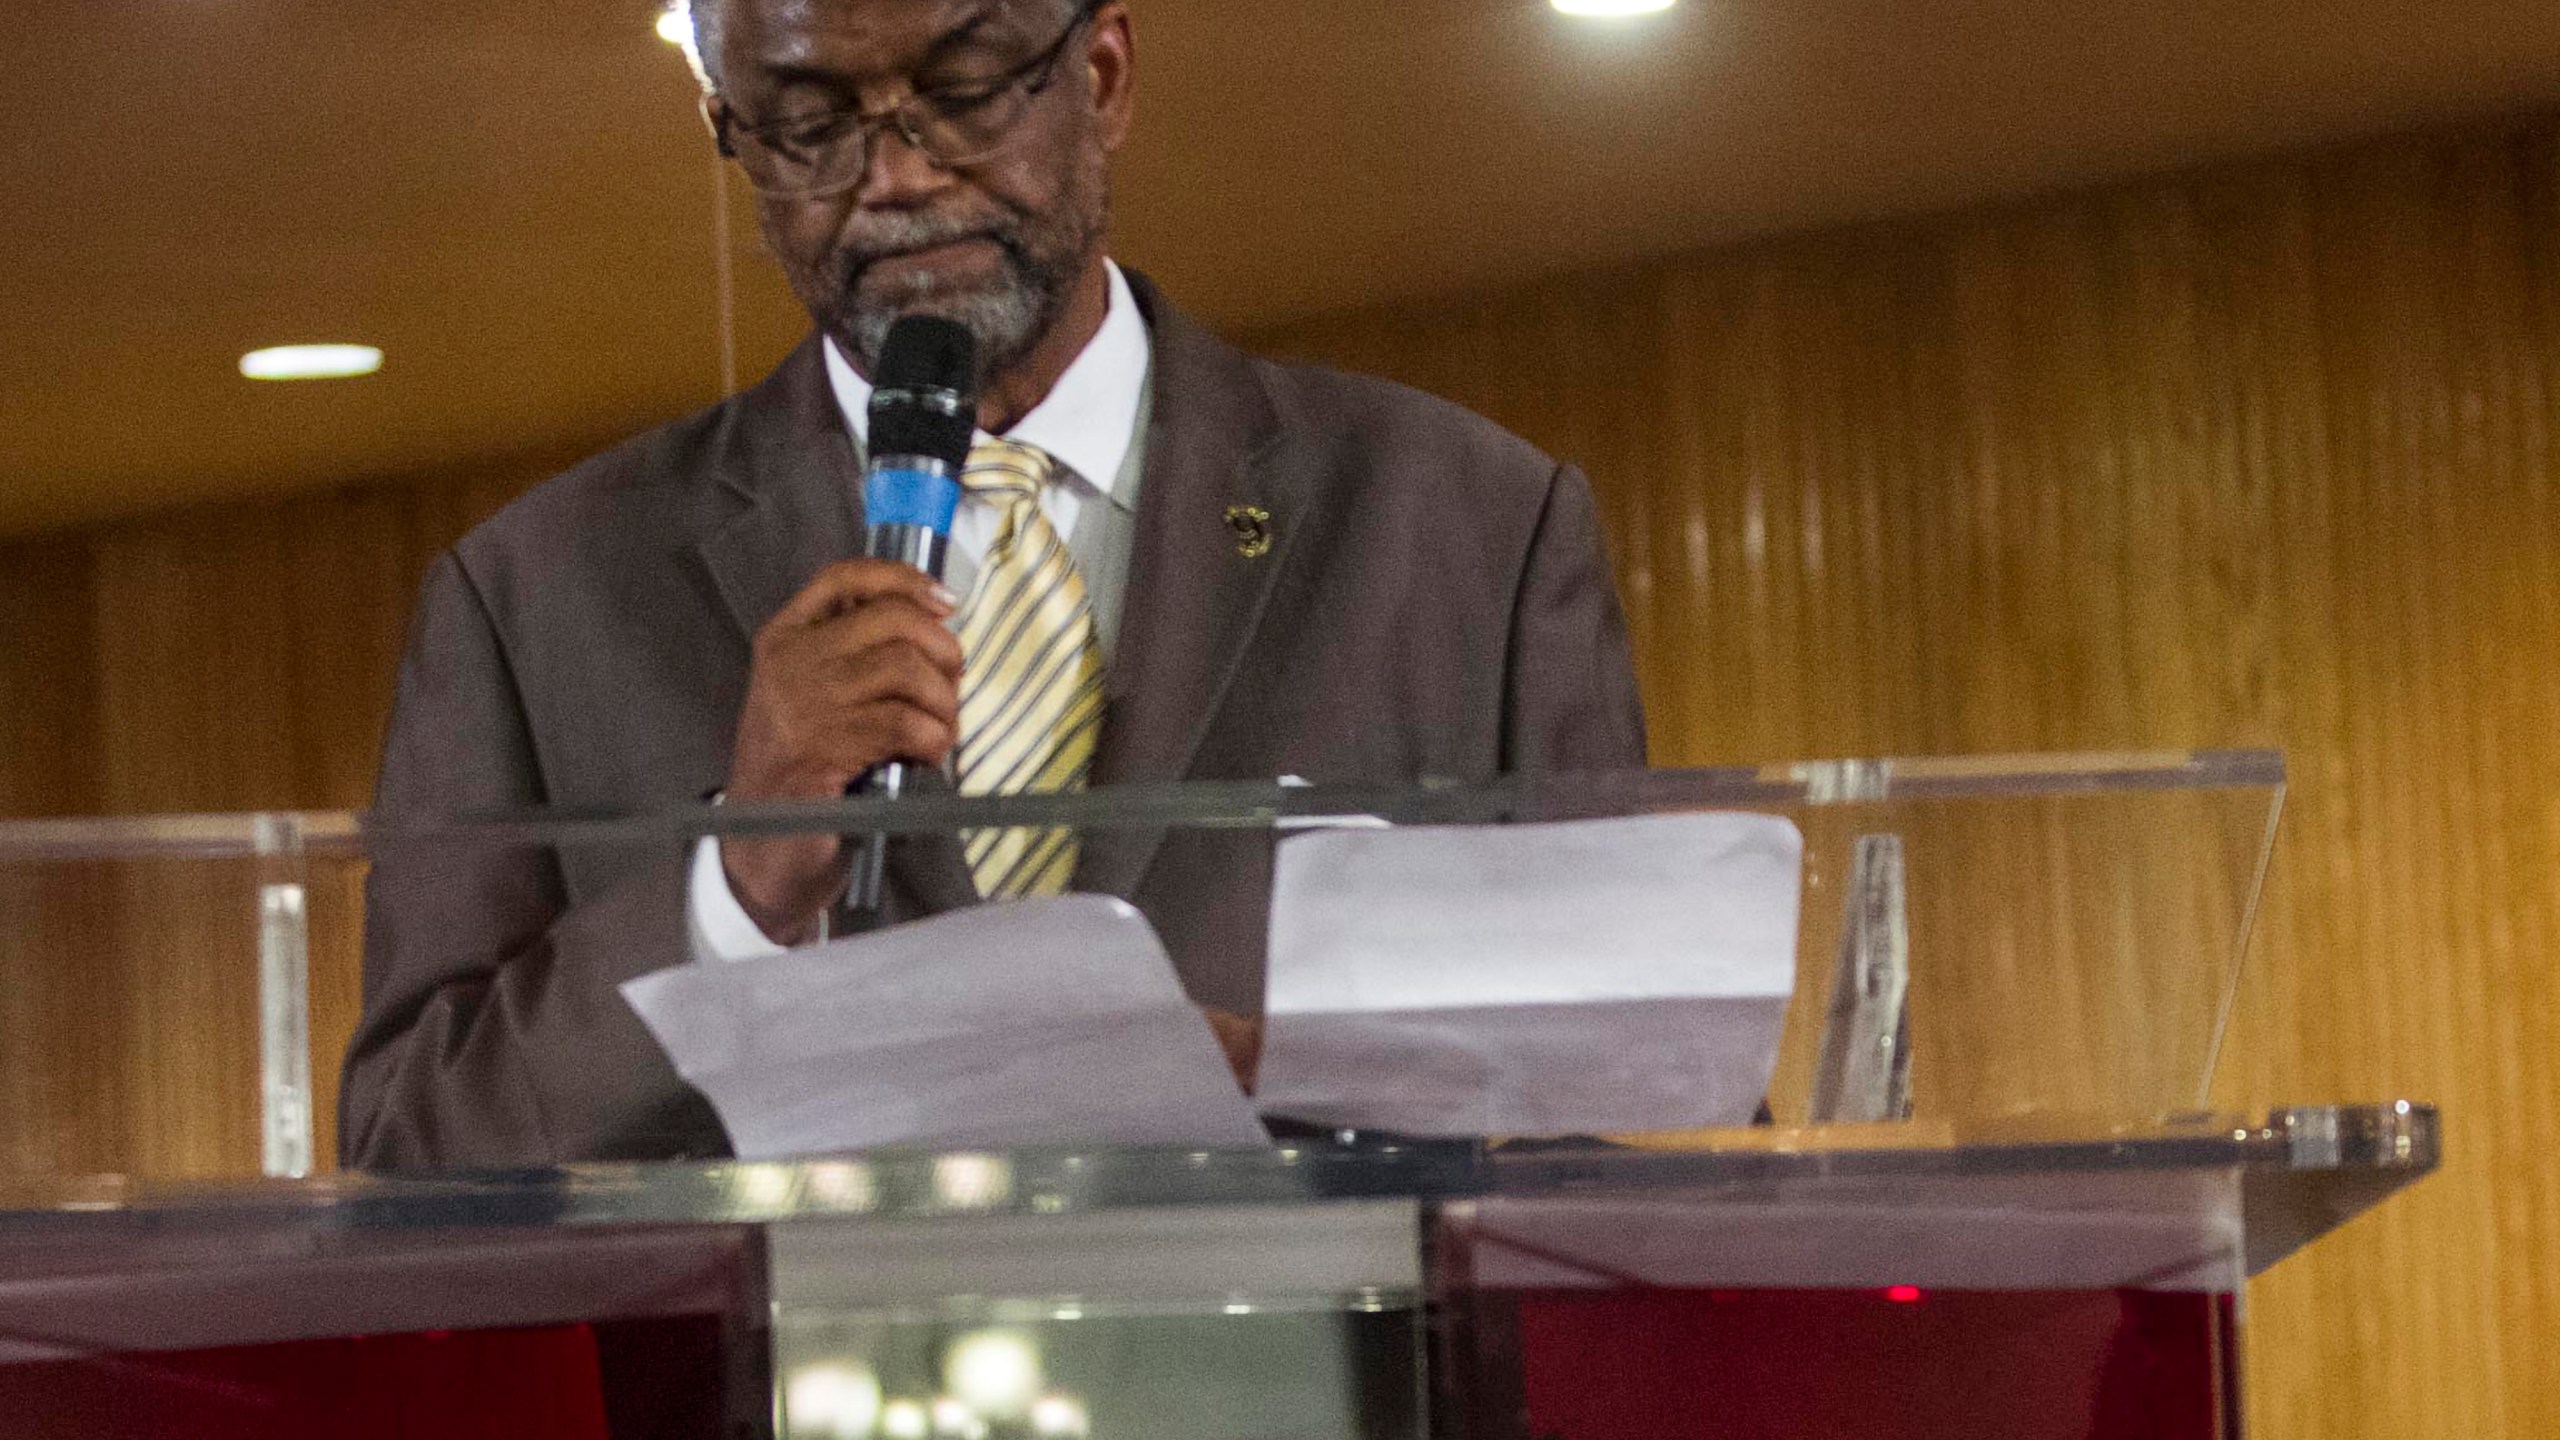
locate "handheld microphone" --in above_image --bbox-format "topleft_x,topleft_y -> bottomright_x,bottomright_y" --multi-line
861,316 -> 977,575
853,316 -> 977,912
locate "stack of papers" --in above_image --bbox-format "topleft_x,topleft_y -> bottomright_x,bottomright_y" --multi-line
625,813 -> 1804,1156
624,896 -> 1268,1158
1256,812 -> 1804,1136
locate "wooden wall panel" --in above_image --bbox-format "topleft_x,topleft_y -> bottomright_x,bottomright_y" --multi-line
0,543 -> 100,819
0,542 -> 124,1173
1263,119 -> 2560,1440
0,115 -> 2552,1437
0,461 -> 550,1175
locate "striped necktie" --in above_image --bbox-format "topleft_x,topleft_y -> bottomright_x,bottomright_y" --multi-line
953,438 -> 1104,898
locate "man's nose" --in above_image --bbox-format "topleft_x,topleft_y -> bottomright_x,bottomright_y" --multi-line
852,120 -> 956,208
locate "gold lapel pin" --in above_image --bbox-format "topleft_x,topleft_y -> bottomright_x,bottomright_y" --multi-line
1224,505 -> 1274,559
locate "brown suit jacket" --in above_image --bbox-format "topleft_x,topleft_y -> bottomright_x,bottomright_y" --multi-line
340,274 -> 1646,1170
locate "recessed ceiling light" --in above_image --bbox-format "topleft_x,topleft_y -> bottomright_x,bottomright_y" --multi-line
1552,0 -> 1677,15
239,344 -> 384,382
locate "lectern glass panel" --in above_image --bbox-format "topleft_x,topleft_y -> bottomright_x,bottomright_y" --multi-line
0,751 -> 2281,1181
0,1110 -> 2430,1440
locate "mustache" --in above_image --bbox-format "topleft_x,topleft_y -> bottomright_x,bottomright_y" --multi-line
837,207 -> 1028,285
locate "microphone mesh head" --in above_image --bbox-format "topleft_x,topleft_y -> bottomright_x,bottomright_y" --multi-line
869,316 -> 978,466
875,315 -> 976,394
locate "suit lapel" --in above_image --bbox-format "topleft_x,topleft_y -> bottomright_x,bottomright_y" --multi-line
692,285 -> 1293,909
1074,273 -> 1293,899
696,336 -> 865,643
692,336 -> 979,914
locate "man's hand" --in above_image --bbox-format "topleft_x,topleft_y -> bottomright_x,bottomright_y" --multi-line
722,560 -> 963,944
1204,1009 -> 1263,1095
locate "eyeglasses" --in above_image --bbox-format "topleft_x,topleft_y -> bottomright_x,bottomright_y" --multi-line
713,0 -> 1104,199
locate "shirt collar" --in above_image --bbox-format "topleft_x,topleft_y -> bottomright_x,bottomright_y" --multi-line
823,259 -> 1151,511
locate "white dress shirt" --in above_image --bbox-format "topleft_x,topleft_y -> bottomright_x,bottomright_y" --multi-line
688,261 -> 1156,961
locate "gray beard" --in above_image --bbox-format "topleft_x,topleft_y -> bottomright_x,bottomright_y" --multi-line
845,260 -> 1052,385
829,169 -> 1107,389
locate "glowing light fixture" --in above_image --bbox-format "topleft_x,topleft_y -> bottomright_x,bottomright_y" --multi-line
804,1160 -> 878,1211
1885,1285 -> 1926,1304
882,1399 -> 932,1440
239,344 -> 382,382
784,1363 -> 883,1440
944,1331 -> 1042,1419
1552,0 -> 1676,15
658,0 -> 713,90
931,1397 -> 987,1439
931,1154 -> 1014,1210
1031,1396 -> 1091,1439
729,1162 -> 801,1210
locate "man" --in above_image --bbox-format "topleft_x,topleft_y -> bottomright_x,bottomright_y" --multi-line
340,0 -> 1645,1170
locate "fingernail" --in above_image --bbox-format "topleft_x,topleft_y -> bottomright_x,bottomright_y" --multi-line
930,584 -> 960,611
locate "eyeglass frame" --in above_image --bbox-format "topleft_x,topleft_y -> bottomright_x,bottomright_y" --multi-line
707,0 -> 1109,198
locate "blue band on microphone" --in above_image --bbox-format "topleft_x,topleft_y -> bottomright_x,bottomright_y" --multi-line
863,467 -> 962,533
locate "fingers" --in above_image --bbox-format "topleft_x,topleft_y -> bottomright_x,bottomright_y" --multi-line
734,689 -> 956,794
732,557 -> 969,797
797,641 -> 963,770
840,699 -> 958,770
770,559 -> 959,630
812,596 -> 966,677
831,640 -> 961,722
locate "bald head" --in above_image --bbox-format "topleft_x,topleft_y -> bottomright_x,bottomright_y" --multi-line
684,0 -> 1082,97
696,0 -> 1133,428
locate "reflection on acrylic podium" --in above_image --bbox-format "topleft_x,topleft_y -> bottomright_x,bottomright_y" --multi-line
0,753 -> 2439,1437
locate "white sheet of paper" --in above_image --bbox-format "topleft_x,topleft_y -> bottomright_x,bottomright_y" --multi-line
622,895 -> 1269,1158
1256,812 -> 1803,1137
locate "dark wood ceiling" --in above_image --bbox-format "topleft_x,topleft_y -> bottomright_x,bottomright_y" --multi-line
6,0 -> 2558,536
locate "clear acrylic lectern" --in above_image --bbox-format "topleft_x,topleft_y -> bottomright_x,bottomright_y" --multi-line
0,751 -> 2437,1437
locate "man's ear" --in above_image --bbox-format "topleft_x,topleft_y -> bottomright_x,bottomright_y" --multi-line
700,95 -> 737,157
1086,2 -> 1135,153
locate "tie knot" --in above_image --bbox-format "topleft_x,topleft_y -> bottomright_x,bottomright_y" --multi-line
964,438 -> 1055,507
